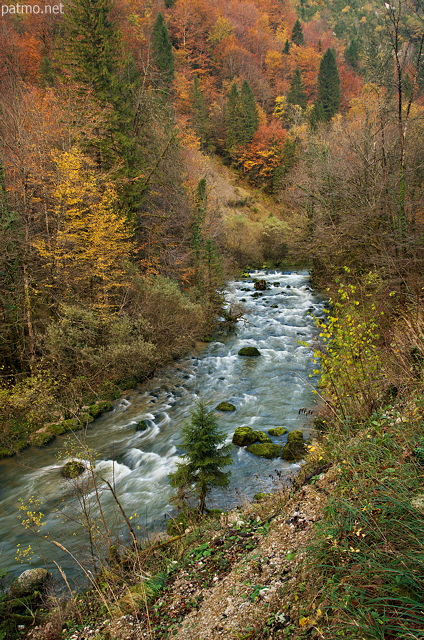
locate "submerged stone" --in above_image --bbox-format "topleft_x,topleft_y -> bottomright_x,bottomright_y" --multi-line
136,420 -> 149,431
238,346 -> 261,356
281,430 -> 307,461
216,402 -> 236,412
247,443 -> 282,458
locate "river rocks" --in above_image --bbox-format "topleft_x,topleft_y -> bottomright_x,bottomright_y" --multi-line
281,430 -> 307,461
31,431 -> 56,447
215,402 -> 236,412
268,427 -> 288,436
88,401 -> 113,419
61,460 -> 86,479
254,279 -> 267,290
238,346 -> 261,357
136,420 -> 149,431
232,427 -> 258,447
246,443 -> 282,458
255,430 -> 272,443
11,568 -> 50,598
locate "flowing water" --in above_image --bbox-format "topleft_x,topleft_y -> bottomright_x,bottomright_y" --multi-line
0,270 -> 325,585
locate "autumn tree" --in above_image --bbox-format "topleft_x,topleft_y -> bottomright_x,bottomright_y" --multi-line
35,148 -> 131,310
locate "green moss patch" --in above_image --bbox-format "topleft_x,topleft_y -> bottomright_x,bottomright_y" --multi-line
246,443 -> 282,458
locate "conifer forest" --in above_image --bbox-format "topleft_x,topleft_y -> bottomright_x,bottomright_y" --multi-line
0,0 -> 423,638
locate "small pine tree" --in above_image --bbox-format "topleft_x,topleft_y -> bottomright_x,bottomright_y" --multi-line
283,39 -> 290,54
169,402 -> 232,514
152,12 -> 174,85
317,48 -> 340,121
287,68 -> 307,109
291,19 -> 304,46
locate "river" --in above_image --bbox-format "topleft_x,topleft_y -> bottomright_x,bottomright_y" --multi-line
0,270 -> 325,586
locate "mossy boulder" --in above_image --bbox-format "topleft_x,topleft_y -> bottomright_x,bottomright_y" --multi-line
268,427 -> 288,437
254,279 -> 267,291
281,430 -> 307,461
79,412 -> 94,426
254,492 -> 271,502
136,420 -> 149,432
11,568 -> 50,598
216,402 -> 236,412
61,460 -> 86,479
255,430 -> 272,443
48,424 -> 67,436
246,443 -> 282,459
232,426 -> 258,447
238,346 -> 261,357
31,431 -> 56,448
88,401 -> 113,419
61,418 -> 80,431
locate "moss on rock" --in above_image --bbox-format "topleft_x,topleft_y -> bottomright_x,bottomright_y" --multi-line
232,426 -> 258,447
88,401 -> 113,419
268,427 -> 288,436
216,402 -> 236,412
246,443 -> 282,458
136,420 -> 149,431
238,347 -> 261,357
254,430 -> 272,443
61,460 -> 86,479
281,430 -> 307,461
31,432 -> 56,447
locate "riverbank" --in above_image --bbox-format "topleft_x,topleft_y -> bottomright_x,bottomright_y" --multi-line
20,391 -> 423,640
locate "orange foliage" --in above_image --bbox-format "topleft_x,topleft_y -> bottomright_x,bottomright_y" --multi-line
237,120 -> 287,189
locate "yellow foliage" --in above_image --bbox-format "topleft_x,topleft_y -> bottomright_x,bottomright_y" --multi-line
35,148 -> 131,309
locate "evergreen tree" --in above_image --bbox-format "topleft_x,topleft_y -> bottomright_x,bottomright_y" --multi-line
169,402 -> 232,514
225,83 -> 244,149
287,68 -> 307,109
151,12 -> 174,85
65,0 -> 120,100
317,48 -> 340,121
309,99 -> 326,128
283,39 -> 290,54
345,39 -> 360,71
241,80 -> 259,144
192,76 -> 210,149
291,19 -> 304,46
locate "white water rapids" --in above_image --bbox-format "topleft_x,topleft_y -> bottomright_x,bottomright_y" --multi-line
0,270 -> 325,586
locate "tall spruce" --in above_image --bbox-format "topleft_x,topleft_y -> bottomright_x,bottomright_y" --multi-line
192,76 -> 210,149
169,402 -> 232,514
65,0 -> 120,100
151,12 -> 174,85
316,48 -> 340,122
291,19 -> 304,46
225,83 -> 244,149
345,39 -> 360,71
287,68 -> 307,109
241,80 -> 259,144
